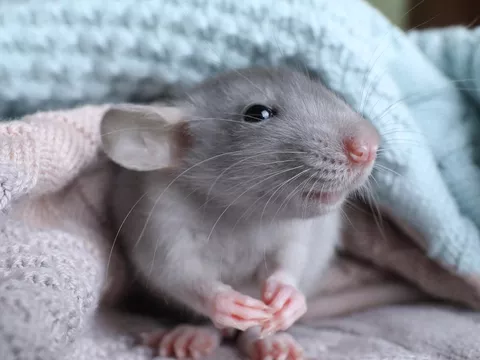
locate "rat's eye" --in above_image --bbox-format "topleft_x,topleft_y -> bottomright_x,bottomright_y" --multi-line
242,104 -> 276,123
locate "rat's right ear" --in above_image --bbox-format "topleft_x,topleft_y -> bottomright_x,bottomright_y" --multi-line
100,104 -> 191,171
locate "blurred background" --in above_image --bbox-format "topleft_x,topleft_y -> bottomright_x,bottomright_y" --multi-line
367,0 -> 480,29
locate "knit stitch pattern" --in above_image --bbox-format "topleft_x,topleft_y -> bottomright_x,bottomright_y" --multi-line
1,0 -> 479,274
1,0 -> 480,359
2,103 -> 480,360
0,105 -> 128,359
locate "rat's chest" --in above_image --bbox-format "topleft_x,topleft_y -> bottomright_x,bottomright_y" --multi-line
195,221 -> 310,285
197,227 -> 273,278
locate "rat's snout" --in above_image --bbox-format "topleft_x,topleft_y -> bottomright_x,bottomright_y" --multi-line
343,122 -> 379,165
344,137 -> 377,164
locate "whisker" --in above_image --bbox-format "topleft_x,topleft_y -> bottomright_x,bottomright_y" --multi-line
301,172 -> 321,219
369,82 -> 478,126
380,139 -> 427,149
229,169 -> 308,233
360,0 -> 427,112
230,69 -> 289,113
259,168 -> 312,225
204,153 -> 303,209
380,128 -> 425,137
365,180 -> 385,236
197,161 -> 304,213
374,163 -> 402,177
339,204 -> 354,229
131,148 -> 272,252
105,189 -> 151,281
204,165 -> 306,244
270,172 -> 312,224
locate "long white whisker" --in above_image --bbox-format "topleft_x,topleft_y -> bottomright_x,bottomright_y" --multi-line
104,189 -> 150,281
197,162 -> 303,213
205,165 -> 306,244
270,172 -> 312,225
205,152 -> 304,207
301,172 -> 321,218
360,0 -> 427,112
131,148 -> 265,252
259,168 -> 312,225
229,169 -> 309,234
374,163 -> 402,177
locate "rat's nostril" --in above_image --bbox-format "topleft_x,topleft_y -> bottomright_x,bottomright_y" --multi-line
344,137 -> 377,164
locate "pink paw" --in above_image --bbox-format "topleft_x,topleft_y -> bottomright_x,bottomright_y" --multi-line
210,288 -> 273,331
250,332 -> 304,360
138,325 -> 220,359
261,278 -> 307,336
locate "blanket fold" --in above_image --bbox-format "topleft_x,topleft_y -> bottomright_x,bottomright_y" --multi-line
1,106 -> 110,224
1,0 -> 479,359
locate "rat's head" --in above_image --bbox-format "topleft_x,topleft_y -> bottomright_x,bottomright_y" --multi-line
101,67 -> 379,220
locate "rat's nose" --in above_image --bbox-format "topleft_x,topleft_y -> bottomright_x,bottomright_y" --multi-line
343,129 -> 379,165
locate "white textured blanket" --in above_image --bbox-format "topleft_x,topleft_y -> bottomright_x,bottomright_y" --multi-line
1,105 -> 479,360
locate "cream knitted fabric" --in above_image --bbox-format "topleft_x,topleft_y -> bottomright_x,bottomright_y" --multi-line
0,105 -> 479,360
0,106 -> 127,359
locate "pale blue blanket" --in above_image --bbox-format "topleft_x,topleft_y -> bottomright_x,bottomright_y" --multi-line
1,0 -> 479,274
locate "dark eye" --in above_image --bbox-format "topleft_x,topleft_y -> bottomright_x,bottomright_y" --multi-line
242,104 -> 276,123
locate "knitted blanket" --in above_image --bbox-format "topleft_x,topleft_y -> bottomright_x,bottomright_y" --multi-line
1,0 -> 480,359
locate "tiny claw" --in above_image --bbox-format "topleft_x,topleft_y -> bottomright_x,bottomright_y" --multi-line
211,288 -> 275,331
263,282 -> 276,304
260,325 -> 274,338
236,295 -> 271,312
261,279 -> 307,335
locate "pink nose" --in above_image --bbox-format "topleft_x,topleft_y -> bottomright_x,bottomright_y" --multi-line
344,137 -> 378,164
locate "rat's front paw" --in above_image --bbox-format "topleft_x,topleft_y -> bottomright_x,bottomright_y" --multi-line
209,287 -> 273,331
261,278 -> 307,336
249,332 -> 304,360
138,325 -> 220,359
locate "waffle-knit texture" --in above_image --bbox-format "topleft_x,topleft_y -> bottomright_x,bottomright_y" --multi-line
0,105 -> 128,360
1,0 -> 479,274
2,103 -> 480,360
1,1 -> 480,359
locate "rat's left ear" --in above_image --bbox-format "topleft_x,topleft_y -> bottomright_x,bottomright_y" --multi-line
100,104 -> 191,171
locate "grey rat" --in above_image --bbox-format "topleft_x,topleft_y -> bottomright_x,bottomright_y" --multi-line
101,67 -> 380,360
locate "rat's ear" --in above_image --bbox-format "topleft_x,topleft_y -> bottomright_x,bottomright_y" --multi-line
100,104 -> 191,171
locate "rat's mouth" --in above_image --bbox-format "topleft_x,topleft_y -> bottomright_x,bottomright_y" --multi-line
302,190 -> 345,205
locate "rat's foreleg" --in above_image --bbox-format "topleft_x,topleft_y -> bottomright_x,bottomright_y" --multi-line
256,243 -> 309,336
138,253 -> 273,332
136,256 -> 273,358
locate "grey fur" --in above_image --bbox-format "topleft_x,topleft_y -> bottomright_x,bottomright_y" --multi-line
103,67 -> 379,325
172,67 -> 372,221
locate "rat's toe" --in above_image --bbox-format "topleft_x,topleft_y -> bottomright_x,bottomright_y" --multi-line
189,330 -> 219,357
172,328 -> 196,358
137,325 -> 221,359
251,332 -> 304,360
